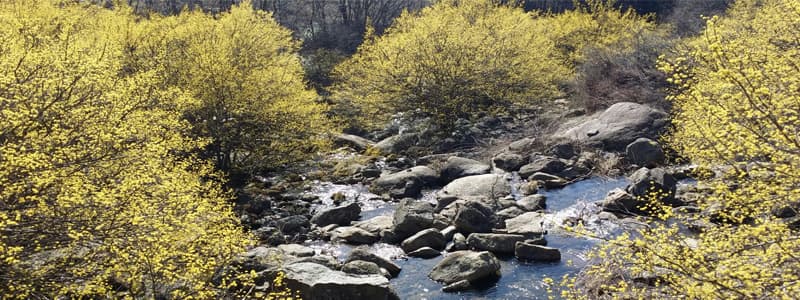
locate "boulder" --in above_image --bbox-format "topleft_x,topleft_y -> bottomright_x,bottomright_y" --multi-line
407,247 -> 441,259
311,202 -> 361,226
289,255 -> 341,270
528,172 -> 568,189
627,167 -> 680,206
374,133 -> 418,154
341,260 -> 383,276
252,226 -> 285,246
626,138 -> 665,167
393,199 -> 436,240
466,233 -> 527,254
514,242 -> 561,262
401,229 -> 446,253
556,165 -> 592,181
519,181 -> 540,196
496,207 -> 525,221
546,143 -> 577,159
438,174 -> 511,199
278,244 -> 315,258
448,233 -> 469,252
598,188 -> 641,215
428,251 -> 501,285
441,225 -> 457,241
453,201 -> 494,234
440,157 -> 492,182
354,215 -> 394,235
235,246 -> 286,272
492,152 -> 527,172
508,138 -> 536,153
519,156 -> 567,178
371,166 -> 439,198
518,195 -> 547,211
504,212 -> 546,237
347,246 -> 402,277
280,262 -> 398,300
333,227 -> 379,245
334,134 -> 375,152
559,102 -> 668,151
276,215 -> 310,235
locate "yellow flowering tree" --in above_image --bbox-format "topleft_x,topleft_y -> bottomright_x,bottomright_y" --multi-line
564,0 -> 800,298
0,1 -> 251,298
332,0 -> 568,129
532,0 -> 659,69
133,2 -> 336,174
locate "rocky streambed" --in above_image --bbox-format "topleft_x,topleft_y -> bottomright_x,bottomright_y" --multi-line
232,102 -> 701,299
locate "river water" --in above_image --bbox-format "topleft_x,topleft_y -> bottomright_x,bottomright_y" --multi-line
305,176 -> 630,299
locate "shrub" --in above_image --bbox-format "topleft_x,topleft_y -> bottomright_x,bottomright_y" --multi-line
0,1 -> 251,298
564,0 -> 800,298
526,0 -> 671,111
131,2 -> 337,174
570,27 -> 672,111
332,0 -> 568,130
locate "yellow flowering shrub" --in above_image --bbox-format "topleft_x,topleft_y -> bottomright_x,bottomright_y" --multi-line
131,1 -> 336,173
332,0 -> 568,129
532,0 -> 659,69
0,1 -> 251,298
564,0 -> 800,298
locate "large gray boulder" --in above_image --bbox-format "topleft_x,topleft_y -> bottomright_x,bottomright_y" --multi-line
440,157 -> 492,183
354,215 -> 394,235
519,156 -> 568,179
518,195 -> 547,211
280,262 -> 398,300
341,260 -> 383,276
278,244 -> 315,258
371,166 -> 439,198
234,246 -> 286,272
627,167 -> 679,206
453,201 -> 494,234
466,233 -> 527,254
392,199 -> 436,240
559,102 -> 668,151
496,206 -> 526,221
508,138 -> 536,153
626,138 -> 665,167
332,226 -> 379,245
504,212 -> 546,237
347,246 -> 402,277
374,133 -> 418,154
598,188 -> 641,215
514,242 -> 561,262
401,228 -> 446,253
437,174 -> 511,199
492,152 -> 527,172
429,251 -> 501,285
311,202 -> 361,226
276,215 -> 310,235
289,255 -> 342,270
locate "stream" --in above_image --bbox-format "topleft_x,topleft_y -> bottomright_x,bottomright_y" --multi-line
303,176 -> 630,299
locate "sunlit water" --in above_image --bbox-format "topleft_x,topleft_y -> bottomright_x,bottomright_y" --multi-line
305,177 -> 631,299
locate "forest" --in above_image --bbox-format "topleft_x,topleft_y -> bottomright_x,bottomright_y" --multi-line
0,0 -> 797,299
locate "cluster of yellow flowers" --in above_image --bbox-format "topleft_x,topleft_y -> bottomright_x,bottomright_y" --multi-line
0,0 -> 326,298
332,0 -> 654,129
563,0 -> 800,298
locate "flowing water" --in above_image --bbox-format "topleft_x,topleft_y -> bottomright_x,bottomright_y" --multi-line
305,176 -> 631,299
